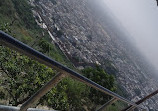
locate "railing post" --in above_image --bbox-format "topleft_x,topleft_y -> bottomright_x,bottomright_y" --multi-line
20,72 -> 66,111
126,106 -> 147,111
125,106 -> 135,111
96,98 -> 118,111
123,89 -> 158,111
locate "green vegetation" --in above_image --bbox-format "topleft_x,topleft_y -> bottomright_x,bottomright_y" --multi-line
82,66 -> 116,110
12,0 -> 38,29
105,101 -> 127,111
0,46 -> 89,110
0,0 -> 122,110
103,59 -> 118,76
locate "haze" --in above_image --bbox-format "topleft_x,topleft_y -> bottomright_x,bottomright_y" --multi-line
103,0 -> 158,70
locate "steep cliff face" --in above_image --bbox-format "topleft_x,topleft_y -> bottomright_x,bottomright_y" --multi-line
32,0 -> 158,109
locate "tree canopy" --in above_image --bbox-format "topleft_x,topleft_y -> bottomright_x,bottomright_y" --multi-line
82,66 -> 116,106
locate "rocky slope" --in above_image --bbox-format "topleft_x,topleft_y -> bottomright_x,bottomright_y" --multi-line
30,0 -> 158,110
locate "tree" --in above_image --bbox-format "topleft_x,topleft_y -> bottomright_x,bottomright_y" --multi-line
11,0 -> 39,30
38,39 -> 53,53
82,66 -> 116,108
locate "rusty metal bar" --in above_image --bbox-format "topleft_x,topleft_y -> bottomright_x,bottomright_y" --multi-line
122,89 -> 158,111
20,73 -> 66,111
125,106 -> 135,111
0,105 -> 56,111
68,73 -> 143,109
96,98 -> 118,111
0,31 -> 145,110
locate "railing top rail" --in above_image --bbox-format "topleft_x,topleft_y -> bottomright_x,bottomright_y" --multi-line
0,31 -> 144,109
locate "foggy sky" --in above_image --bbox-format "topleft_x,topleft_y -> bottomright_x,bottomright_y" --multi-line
103,0 -> 158,70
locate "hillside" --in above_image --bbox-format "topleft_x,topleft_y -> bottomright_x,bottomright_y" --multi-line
1,0 -> 158,110
32,0 -> 158,110
0,0 -> 123,111
0,0 -> 72,66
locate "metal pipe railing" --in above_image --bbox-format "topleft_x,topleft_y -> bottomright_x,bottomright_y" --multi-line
122,89 -> 158,111
0,31 -> 145,110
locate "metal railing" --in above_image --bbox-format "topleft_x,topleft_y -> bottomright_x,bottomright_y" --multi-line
0,31 -> 145,111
